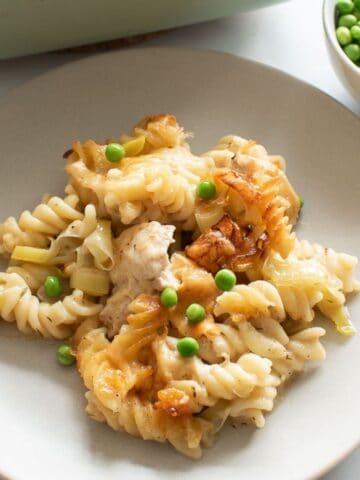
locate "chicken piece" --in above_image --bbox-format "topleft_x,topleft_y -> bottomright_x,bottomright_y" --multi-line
100,222 -> 178,337
186,215 -> 267,274
111,222 -> 179,290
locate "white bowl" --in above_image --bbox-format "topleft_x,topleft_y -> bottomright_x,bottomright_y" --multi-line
323,0 -> 360,100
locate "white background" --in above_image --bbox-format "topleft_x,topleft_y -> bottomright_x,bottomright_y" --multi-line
0,0 -> 358,477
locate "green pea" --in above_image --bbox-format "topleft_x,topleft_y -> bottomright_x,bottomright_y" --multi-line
105,143 -> 125,162
344,42 -> 360,60
299,194 -> 304,209
185,303 -> 206,324
196,180 -> 216,200
215,269 -> 236,291
336,26 -> 352,45
160,287 -> 178,308
177,337 -> 199,357
56,344 -> 76,366
338,14 -> 357,28
350,24 -> 360,39
336,0 -> 354,14
44,275 -> 63,298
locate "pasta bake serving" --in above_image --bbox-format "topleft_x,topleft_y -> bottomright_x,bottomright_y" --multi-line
0,114 -> 358,458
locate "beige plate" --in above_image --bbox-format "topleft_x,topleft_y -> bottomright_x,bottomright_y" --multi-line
0,48 -> 359,480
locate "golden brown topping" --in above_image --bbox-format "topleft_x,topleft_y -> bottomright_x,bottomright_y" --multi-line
169,254 -> 220,338
155,387 -> 192,417
136,113 -> 178,130
72,140 -> 111,174
215,169 -> 295,257
215,169 -> 263,207
186,215 -> 267,274
134,113 -> 187,151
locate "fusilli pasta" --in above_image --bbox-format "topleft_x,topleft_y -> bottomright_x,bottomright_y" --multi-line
203,135 -> 299,223
107,294 -> 168,367
85,391 -> 212,459
0,113 -> 357,459
66,115 -> 214,230
76,322 -> 213,458
214,280 -> 285,321
215,169 -> 296,258
271,327 -> 326,381
0,272 -> 102,338
153,337 -> 276,406
294,239 -> 360,294
0,187 -> 83,255
77,326 -> 153,407
263,250 -> 355,335
6,263 -> 62,293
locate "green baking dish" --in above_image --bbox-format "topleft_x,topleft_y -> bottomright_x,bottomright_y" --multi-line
0,0 -> 288,59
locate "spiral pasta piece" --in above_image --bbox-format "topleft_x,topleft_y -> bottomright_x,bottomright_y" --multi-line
153,337 -> 275,407
215,169 -> 296,258
12,204 -> 98,268
107,294 -> 169,367
6,263 -> 62,293
201,386 -> 278,432
276,286 -> 323,323
271,327 -> 326,382
228,385 -> 278,428
198,316 -> 325,385
198,322 -> 248,363
0,189 -> 83,255
203,134 -> 299,223
233,321 -> 326,383
0,114 -> 357,460
66,115 -> 215,230
77,326 -> 153,409
294,239 -> 360,294
76,324 -> 212,458
263,250 -> 355,335
132,113 -> 189,151
214,280 -> 285,321
103,146 -> 214,229
0,272 -> 102,338
201,324 -> 325,429
85,391 -> 211,459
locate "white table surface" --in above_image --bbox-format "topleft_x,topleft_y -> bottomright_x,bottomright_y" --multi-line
0,0 -> 358,478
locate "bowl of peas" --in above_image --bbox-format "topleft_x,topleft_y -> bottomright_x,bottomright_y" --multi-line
323,0 -> 360,100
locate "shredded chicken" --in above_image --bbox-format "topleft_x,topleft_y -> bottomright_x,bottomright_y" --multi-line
100,221 -> 178,337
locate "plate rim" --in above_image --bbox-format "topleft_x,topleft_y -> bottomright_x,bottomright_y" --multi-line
1,46 -> 360,127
